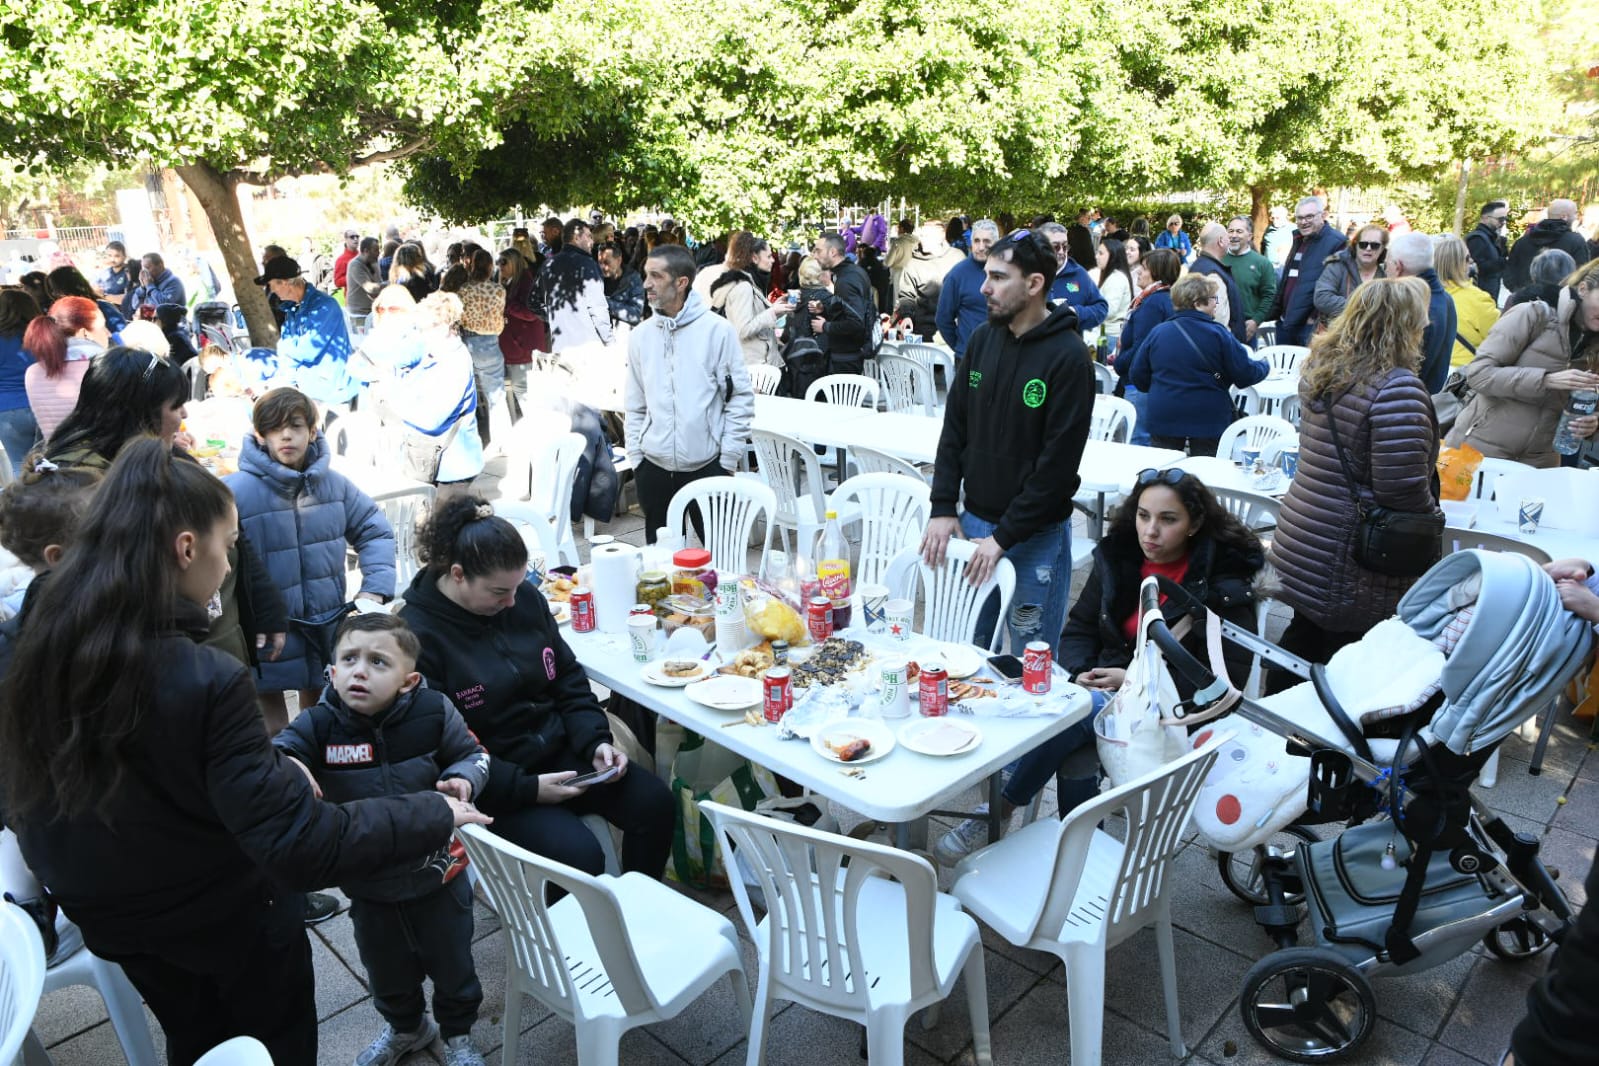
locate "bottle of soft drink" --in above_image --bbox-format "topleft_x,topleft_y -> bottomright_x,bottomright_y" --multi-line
1553,389 -> 1599,455
814,511 -> 853,630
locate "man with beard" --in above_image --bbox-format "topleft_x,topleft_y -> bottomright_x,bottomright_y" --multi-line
920,230 -> 1093,655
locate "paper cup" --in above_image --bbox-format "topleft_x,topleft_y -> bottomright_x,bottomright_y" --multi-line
878,658 -> 912,718
859,583 -> 891,633
884,598 -> 914,642
627,614 -> 657,662
1240,445 -> 1261,469
1519,497 -> 1544,535
1280,446 -> 1299,479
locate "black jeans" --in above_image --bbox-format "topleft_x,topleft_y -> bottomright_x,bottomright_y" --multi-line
635,457 -> 726,545
111,891 -> 316,1066
349,875 -> 482,1039
1150,433 -> 1220,458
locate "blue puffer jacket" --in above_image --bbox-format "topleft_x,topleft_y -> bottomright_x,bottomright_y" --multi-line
1127,310 -> 1269,439
225,434 -> 395,690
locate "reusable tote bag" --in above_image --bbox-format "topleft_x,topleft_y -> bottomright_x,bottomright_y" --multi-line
668,730 -> 779,889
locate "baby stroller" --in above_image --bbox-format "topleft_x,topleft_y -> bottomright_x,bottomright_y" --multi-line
193,300 -> 250,354
1140,550 -> 1590,1062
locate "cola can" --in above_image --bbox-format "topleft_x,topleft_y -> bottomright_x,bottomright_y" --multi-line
570,586 -> 596,632
1022,640 -> 1053,694
807,596 -> 833,643
629,603 -> 654,618
763,667 -> 793,723
918,661 -> 949,717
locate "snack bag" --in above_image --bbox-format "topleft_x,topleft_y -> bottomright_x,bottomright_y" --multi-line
740,576 -> 808,645
1436,441 -> 1483,501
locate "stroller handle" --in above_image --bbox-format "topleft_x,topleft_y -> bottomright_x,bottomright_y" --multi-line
1139,578 -> 1221,692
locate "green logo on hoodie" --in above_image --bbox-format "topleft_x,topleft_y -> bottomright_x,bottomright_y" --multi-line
1022,378 -> 1047,408
968,370 -> 982,389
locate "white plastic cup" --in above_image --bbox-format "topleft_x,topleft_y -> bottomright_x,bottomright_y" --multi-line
1519,498 -> 1544,535
859,583 -> 891,633
879,658 -> 912,718
627,614 -> 657,663
884,598 -> 914,642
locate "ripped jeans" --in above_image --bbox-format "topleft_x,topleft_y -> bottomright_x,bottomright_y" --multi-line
959,512 -> 1071,656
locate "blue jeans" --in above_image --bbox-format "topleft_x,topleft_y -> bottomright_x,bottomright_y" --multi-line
1123,385 -> 1151,446
0,407 -> 38,475
1002,689 -> 1111,812
959,511 -> 1071,656
463,333 -> 511,445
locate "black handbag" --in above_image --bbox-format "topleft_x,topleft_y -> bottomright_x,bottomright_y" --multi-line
1325,397 -> 1443,578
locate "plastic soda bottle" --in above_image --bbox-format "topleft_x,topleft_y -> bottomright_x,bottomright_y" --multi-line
814,511 -> 853,630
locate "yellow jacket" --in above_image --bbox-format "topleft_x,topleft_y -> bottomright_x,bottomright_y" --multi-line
1446,280 -> 1499,368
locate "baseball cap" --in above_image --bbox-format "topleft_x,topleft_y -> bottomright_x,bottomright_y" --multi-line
254,257 -> 303,285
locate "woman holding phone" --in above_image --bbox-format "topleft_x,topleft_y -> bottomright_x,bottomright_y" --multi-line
399,494 -> 675,878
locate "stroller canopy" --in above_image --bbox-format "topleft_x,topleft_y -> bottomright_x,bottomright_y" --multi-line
1398,550 -> 1593,756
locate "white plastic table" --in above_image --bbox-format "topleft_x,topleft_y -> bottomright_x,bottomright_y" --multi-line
1245,373 -> 1300,419
566,627 -> 1094,846
752,395 -> 878,448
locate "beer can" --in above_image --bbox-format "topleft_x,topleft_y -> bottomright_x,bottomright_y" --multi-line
770,640 -> 789,665
807,595 -> 833,643
570,586 -> 596,632
762,667 -> 793,723
918,661 -> 949,717
1022,640 -> 1053,694
629,603 -> 654,618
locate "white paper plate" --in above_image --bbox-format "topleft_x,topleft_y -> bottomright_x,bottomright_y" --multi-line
898,717 -> 983,757
932,644 -> 986,680
683,674 -> 764,710
810,719 -> 897,764
641,658 -> 713,687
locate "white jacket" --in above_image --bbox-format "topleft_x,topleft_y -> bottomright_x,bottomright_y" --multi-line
625,291 -> 754,474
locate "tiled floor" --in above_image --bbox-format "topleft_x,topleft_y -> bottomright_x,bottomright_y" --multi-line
30,456 -> 1599,1065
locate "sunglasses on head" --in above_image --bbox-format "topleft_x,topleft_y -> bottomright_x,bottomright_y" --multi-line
1135,468 -> 1186,487
141,351 -> 169,381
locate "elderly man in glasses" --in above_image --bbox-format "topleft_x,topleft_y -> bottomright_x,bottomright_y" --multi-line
1038,222 -> 1108,331
1264,195 -> 1348,346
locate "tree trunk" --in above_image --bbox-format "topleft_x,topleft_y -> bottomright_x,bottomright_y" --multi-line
1453,158 -> 1471,236
1249,184 -> 1272,251
174,161 -> 278,347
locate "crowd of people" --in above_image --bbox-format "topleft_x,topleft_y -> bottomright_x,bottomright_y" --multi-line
0,191 -> 1597,1066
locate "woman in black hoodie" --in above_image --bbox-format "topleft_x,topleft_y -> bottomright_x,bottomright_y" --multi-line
399,494 -> 674,879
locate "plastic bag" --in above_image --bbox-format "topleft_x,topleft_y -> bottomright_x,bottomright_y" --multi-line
667,730 -> 779,889
1436,442 -> 1483,502
740,576 -> 808,645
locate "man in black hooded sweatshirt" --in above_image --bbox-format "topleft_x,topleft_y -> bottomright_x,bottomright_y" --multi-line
921,229 -> 1093,655
1505,198 -> 1591,292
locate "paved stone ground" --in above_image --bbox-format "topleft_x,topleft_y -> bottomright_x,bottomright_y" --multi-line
31,456 -> 1599,1065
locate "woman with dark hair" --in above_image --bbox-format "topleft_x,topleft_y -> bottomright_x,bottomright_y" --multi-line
1094,237 -> 1135,347
1114,247 -> 1183,445
0,290 -> 41,475
1313,223 -> 1387,323
708,232 -> 786,368
154,303 -> 200,366
458,247 -> 510,444
1125,235 -> 1152,288
935,468 -> 1264,864
0,439 -> 486,1065
45,265 -> 126,335
946,215 -> 969,254
23,295 -> 110,439
497,247 -> 544,418
399,495 -> 674,879
18,271 -> 51,310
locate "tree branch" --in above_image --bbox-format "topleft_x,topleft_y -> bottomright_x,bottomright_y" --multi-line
351,137 -> 430,168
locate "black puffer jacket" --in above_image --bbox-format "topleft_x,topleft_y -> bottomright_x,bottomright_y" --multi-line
274,684 -> 489,902
1060,530 -> 1264,693
399,572 -> 612,811
2,598 -> 454,958
1272,368 -> 1440,632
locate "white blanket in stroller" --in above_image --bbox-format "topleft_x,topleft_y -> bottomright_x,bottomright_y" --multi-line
1190,618 -> 1446,853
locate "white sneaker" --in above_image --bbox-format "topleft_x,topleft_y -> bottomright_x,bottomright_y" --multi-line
441,1035 -> 486,1066
933,804 -> 989,866
354,1019 -> 438,1066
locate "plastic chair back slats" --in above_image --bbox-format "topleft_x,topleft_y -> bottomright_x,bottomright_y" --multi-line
828,474 -> 931,589
665,476 -> 775,574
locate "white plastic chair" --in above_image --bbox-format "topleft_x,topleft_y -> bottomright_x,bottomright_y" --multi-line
896,343 -> 956,402
1210,487 -> 1282,533
700,801 -> 993,1066
1472,456 -> 1538,501
951,734 -> 1226,1066
456,824 -> 749,1066
883,541 -> 1016,652
665,476 -> 775,575
371,486 -> 435,591
877,353 -> 937,416
750,429 -> 852,558
499,428 -> 585,567
805,374 -> 879,411
1092,362 -> 1117,396
747,364 -> 782,396
1089,394 -> 1136,443
1255,321 -> 1278,348
329,409 -> 389,470
1217,415 -> 1297,466
849,446 -> 926,484
1256,344 -> 1309,374
826,473 -> 932,589
0,442 -> 12,488
194,1036 -> 274,1065
1,901 -> 45,1066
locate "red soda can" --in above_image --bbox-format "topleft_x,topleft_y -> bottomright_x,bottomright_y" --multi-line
762,666 -> 793,723
918,661 -> 949,717
629,603 -> 654,618
1022,640 -> 1053,694
807,595 -> 833,643
570,586 -> 596,632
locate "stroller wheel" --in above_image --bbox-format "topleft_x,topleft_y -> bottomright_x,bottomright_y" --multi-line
1241,947 -> 1376,1062
1218,826 -> 1319,906
1485,917 -> 1553,961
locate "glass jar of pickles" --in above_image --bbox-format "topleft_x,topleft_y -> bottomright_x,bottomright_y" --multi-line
635,570 -> 671,617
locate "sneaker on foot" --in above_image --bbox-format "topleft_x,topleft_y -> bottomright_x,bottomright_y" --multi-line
932,804 -> 989,866
304,891 -> 341,926
354,1019 -> 438,1066
441,1035 -> 487,1066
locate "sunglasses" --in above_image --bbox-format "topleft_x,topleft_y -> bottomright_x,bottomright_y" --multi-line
141,351 -> 169,380
1357,240 -> 1383,251
1004,227 -> 1033,241
1135,468 -> 1186,487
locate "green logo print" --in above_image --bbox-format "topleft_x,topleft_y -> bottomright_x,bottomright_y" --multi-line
968,370 -> 982,389
1022,378 -> 1047,408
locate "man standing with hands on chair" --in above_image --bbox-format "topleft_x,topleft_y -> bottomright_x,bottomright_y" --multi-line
921,230 -> 1094,654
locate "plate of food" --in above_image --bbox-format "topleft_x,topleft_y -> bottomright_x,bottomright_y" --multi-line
641,658 -> 712,686
684,674 -> 764,711
936,644 -> 986,679
718,643 -> 776,679
898,717 -> 983,757
790,637 -> 872,689
810,718 -> 896,765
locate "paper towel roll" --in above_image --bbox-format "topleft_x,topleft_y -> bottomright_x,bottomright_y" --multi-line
590,542 -> 640,634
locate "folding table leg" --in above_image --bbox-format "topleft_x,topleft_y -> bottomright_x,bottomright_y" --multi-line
893,817 -> 929,851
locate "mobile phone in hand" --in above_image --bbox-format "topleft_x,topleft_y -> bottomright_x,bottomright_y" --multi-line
986,654 -> 1024,683
567,765 -> 622,789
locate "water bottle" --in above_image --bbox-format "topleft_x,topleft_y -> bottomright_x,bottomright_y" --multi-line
1553,389 -> 1599,456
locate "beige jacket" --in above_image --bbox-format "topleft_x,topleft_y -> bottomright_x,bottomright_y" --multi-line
1447,288 -> 1585,468
708,271 -> 782,368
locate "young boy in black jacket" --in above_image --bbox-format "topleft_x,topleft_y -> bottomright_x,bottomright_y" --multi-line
275,612 -> 492,1066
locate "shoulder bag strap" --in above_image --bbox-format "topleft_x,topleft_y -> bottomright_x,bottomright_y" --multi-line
1455,333 -> 1477,357
1322,394 -> 1366,512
